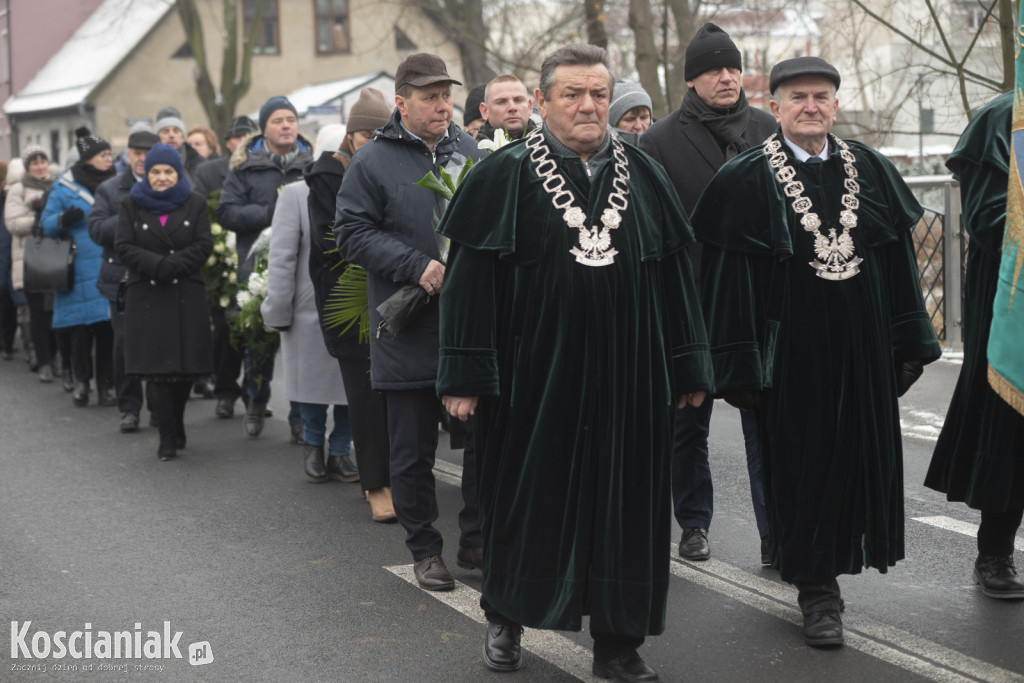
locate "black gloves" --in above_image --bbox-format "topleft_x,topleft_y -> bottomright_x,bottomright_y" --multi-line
723,388 -> 760,415
896,359 -> 924,397
59,207 -> 85,228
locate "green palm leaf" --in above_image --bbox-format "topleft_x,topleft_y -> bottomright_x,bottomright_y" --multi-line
323,263 -> 370,343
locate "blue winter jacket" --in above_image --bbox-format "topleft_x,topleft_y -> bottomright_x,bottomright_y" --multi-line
41,171 -> 109,328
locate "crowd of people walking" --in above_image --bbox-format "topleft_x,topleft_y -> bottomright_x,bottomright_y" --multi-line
0,31 -> 1021,683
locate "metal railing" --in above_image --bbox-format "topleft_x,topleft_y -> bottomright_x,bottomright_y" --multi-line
903,175 -> 963,351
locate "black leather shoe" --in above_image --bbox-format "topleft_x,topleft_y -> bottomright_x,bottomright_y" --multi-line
802,609 -> 844,647
679,527 -> 710,561
974,554 -> 1024,599
215,398 -> 234,419
593,649 -> 659,682
98,387 -> 117,407
326,454 -> 359,482
760,537 -> 771,566
72,382 -> 89,407
120,412 -> 139,433
243,402 -> 266,437
483,622 -> 523,672
157,444 -> 176,461
304,445 -> 328,483
412,555 -> 454,591
457,546 -> 483,570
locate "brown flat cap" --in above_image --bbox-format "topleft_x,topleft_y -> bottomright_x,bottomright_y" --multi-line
396,53 -> 462,90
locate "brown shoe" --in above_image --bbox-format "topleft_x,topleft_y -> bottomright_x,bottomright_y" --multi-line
413,555 -> 454,591
457,546 -> 483,570
365,487 -> 397,523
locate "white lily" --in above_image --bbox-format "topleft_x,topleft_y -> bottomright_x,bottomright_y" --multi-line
478,128 -> 511,153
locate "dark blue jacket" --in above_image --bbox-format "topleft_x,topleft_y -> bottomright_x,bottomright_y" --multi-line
88,169 -> 137,301
335,111 -> 483,390
216,135 -> 312,281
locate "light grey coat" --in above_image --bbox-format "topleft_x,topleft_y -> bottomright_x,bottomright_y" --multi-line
261,181 -> 347,406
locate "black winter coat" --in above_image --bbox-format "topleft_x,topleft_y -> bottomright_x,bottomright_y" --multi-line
115,193 -> 213,376
88,170 -> 136,301
216,135 -> 313,281
304,151 -> 366,361
640,102 -> 776,282
335,112 -> 484,390
193,155 -> 230,199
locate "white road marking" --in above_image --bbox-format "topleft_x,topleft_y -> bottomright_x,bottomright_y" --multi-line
671,551 -> 1023,682
914,515 -> 1024,552
385,564 -> 600,682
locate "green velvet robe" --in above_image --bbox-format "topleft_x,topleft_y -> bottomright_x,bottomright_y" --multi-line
926,92 -> 1024,510
436,136 -> 713,637
692,133 -> 941,584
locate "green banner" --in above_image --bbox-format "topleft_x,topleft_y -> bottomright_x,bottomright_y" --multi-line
987,0 -> 1024,416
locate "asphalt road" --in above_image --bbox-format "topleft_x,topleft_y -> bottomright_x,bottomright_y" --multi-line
1,351 -> 1022,682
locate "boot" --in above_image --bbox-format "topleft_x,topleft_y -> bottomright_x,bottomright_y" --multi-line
304,445 -> 328,483
243,401 -> 266,437
326,453 -> 359,483
797,580 -> 844,647
72,381 -> 90,407
148,383 -> 177,461
365,487 -> 397,523
974,554 -> 1024,599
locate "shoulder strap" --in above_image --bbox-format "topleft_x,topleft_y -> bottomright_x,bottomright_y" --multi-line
58,172 -> 95,207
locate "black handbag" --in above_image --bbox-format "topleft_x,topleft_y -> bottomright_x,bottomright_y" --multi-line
23,232 -> 76,293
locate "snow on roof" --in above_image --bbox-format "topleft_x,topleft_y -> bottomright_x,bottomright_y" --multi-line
280,72 -> 394,117
3,0 -> 172,115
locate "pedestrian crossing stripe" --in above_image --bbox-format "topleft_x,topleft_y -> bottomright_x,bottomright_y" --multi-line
913,515 -> 1024,552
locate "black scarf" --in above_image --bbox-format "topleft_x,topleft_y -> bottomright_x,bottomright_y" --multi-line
680,88 -> 754,160
70,161 -> 116,195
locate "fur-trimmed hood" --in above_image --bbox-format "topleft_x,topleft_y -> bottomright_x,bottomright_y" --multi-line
229,132 -> 313,172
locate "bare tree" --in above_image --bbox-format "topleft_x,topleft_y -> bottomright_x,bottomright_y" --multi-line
174,0 -> 269,139
405,0 -> 497,87
586,0 -> 610,47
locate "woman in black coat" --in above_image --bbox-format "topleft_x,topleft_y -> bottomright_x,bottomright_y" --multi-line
115,143 -> 213,461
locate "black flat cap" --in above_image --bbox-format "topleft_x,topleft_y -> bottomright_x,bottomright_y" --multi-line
769,56 -> 841,94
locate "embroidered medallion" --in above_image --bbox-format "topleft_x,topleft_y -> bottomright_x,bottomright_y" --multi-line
763,134 -> 863,280
526,129 -> 630,267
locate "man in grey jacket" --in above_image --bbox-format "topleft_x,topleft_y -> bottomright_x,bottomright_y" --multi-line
87,128 -> 159,433
335,53 -> 485,591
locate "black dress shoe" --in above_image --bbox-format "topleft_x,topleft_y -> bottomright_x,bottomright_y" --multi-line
483,622 -> 523,672
215,398 -> 234,419
593,649 -> 659,682
412,555 -> 454,591
326,454 -> 359,482
120,412 -> 140,433
72,382 -> 89,407
157,444 -> 176,461
97,388 -> 117,407
974,554 -> 1024,599
679,527 -> 710,561
304,445 -> 328,483
457,546 -> 484,570
802,609 -> 844,647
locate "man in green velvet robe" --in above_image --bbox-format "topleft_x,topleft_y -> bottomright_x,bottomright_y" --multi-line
925,91 -> 1024,599
691,57 -> 941,648
436,44 -> 713,681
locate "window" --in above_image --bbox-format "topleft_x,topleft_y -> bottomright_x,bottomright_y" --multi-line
315,0 -> 350,54
243,0 -> 279,55
50,130 -> 61,165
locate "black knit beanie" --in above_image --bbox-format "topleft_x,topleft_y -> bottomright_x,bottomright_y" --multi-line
75,126 -> 110,162
684,23 -> 742,81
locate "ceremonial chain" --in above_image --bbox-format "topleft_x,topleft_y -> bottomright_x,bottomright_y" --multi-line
762,133 -> 863,280
525,129 -> 630,267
